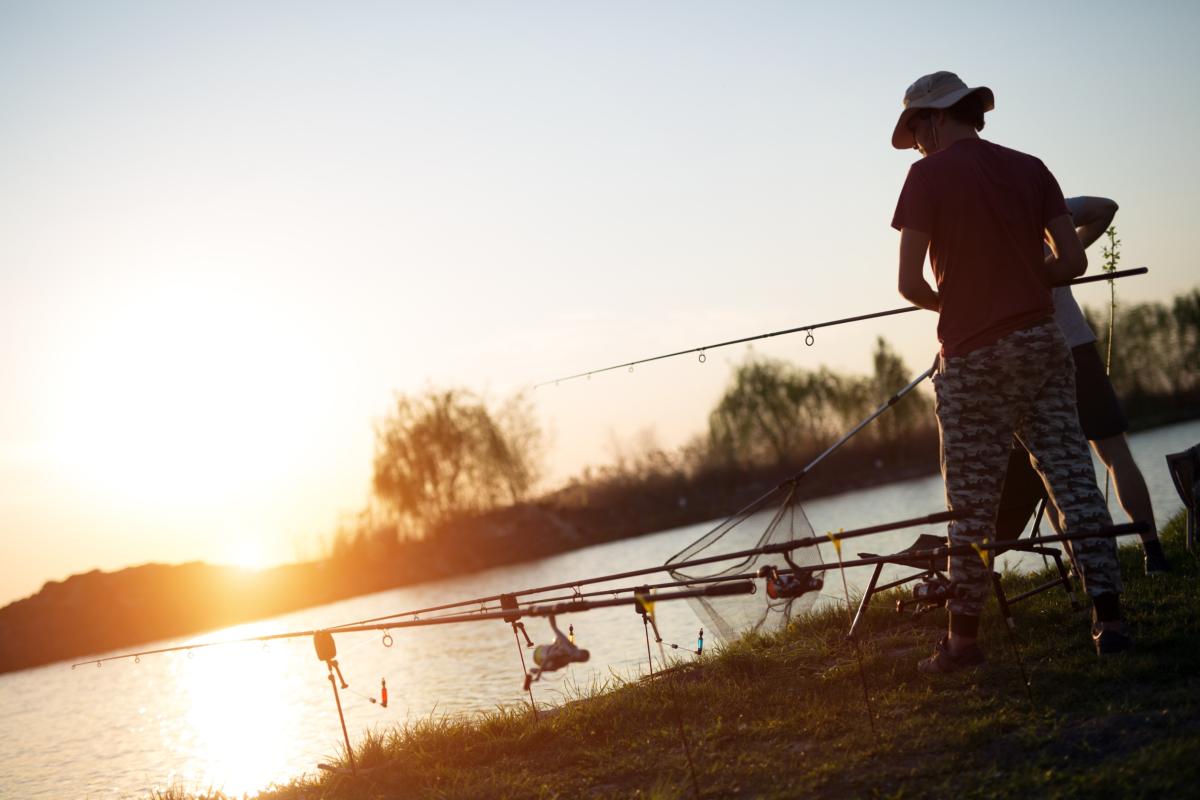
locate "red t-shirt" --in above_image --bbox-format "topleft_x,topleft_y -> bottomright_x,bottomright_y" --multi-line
891,138 -> 1068,356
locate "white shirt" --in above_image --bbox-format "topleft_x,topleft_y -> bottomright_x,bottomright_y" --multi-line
1053,286 -> 1097,347
1052,197 -> 1098,348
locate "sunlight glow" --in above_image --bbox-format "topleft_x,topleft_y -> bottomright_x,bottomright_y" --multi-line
226,540 -> 270,571
175,642 -> 309,797
44,281 -> 329,505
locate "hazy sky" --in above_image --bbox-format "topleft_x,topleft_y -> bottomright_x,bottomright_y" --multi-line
3,0 -> 1198,605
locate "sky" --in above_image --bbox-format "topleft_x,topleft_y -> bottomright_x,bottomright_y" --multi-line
2,0 -> 1198,606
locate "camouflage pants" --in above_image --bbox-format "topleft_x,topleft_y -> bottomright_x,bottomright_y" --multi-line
934,321 -> 1123,616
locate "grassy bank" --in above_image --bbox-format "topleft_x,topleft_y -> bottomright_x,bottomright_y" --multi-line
162,514 -> 1198,800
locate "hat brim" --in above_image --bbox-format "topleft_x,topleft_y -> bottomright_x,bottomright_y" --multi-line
891,85 -> 994,150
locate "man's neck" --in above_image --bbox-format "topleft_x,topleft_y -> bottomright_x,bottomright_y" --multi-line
936,126 -> 980,152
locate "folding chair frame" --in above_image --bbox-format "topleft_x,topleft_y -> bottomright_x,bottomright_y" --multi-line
847,498 -> 1080,639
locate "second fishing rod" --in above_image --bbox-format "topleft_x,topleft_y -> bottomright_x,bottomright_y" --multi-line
535,267 -> 1149,387
324,507 -> 959,634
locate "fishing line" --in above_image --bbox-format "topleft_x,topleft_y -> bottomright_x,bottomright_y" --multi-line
344,682 -> 387,708
535,268 -> 1148,387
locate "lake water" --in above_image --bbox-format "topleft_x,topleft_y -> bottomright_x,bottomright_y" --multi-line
2,418 -> 1196,799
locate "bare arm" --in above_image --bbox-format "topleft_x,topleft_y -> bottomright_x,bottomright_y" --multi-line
897,228 -> 939,311
1065,196 -> 1118,249
1044,213 -> 1088,285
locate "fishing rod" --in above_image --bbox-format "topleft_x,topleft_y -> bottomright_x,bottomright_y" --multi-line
320,581 -> 753,635
331,573 -> 756,631
442,571 -> 764,619
317,508 -> 959,635
535,267 -> 1150,387
73,510 -> 958,668
73,581 -> 754,668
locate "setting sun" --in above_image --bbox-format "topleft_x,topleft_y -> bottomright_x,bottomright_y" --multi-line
226,540 -> 270,571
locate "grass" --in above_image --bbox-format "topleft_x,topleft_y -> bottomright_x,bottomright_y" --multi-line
155,512 -> 1199,800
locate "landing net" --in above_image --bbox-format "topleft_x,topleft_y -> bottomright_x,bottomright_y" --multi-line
665,482 -> 826,644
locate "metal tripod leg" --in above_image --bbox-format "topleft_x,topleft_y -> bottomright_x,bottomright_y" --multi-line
848,563 -> 884,639
1051,550 -> 1081,610
991,571 -> 1015,630
326,661 -> 357,777
512,623 -> 539,720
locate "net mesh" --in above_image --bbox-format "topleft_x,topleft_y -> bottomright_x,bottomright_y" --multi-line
665,482 -> 826,644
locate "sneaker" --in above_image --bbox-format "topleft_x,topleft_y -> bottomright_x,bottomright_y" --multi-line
917,635 -> 986,674
1143,540 -> 1171,575
1092,624 -> 1134,656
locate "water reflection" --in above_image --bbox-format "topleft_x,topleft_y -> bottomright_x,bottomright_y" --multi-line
176,642 -> 304,796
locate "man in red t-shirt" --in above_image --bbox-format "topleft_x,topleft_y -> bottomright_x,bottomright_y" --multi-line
890,71 -> 1128,671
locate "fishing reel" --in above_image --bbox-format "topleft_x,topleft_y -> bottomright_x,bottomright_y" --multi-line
758,565 -> 824,600
895,574 -> 964,616
523,615 -> 590,690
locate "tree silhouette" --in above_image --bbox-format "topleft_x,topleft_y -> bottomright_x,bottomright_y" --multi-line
372,389 -> 542,536
705,338 -> 928,468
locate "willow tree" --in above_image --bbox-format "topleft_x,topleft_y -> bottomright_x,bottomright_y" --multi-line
705,338 -> 927,468
1084,289 -> 1200,405
707,357 -> 861,467
869,337 -> 930,444
371,389 -> 542,536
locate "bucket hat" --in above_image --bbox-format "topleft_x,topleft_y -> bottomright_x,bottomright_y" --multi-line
892,71 -> 994,150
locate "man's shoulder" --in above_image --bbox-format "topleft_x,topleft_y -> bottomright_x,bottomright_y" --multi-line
978,139 -> 1047,169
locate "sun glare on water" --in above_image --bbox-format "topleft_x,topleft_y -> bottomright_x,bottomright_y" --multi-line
172,640 -> 310,797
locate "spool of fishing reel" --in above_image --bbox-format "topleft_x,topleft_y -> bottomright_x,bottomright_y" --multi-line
757,565 -> 824,600
895,574 -> 965,615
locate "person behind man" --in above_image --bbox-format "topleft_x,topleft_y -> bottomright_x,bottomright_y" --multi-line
890,71 -> 1130,672
996,196 -> 1170,575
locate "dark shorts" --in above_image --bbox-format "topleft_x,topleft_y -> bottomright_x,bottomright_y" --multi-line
994,341 -> 1127,540
1072,341 -> 1128,440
